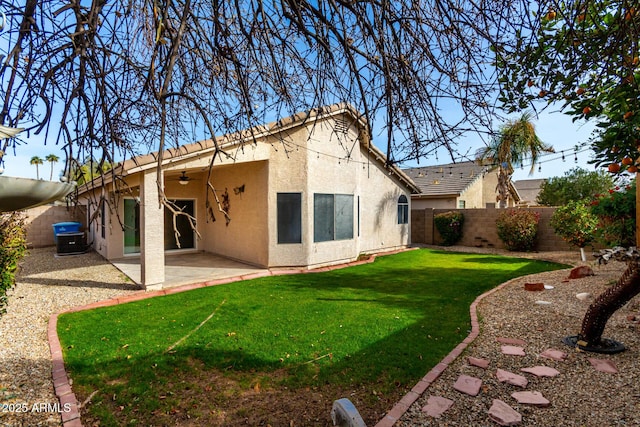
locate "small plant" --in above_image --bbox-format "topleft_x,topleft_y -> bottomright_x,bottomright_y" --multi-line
496,209 -> 540,251
550,201 -> 598,261
589,183 -> 636,247
0,212 -> 27,316
434,211 -> 464,246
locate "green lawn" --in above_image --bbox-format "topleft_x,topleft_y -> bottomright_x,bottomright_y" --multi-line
57,249 -> 567,425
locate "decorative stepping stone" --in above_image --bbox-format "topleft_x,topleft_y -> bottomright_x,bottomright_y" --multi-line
524,282 -> 544,291
497,337 -> 527,346
588,358 -> 618,373
468,356 -> 490,369
511,391 -> 551,407
488,399 -> 522,426
501,345 -> 526,356
540,348 -> 567,361
496,369 -> 528,388
453,374 -> 482,396
520,366 -> 560,377
421,396 -> 454,418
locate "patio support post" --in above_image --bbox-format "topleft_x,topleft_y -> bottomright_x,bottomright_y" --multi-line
140,168 -> 165,289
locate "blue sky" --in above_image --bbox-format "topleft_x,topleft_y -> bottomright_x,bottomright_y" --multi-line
1,105 -> 601,182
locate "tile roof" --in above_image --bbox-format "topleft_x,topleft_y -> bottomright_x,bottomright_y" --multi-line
403,161 -> 492,196
513,179 -> 546,203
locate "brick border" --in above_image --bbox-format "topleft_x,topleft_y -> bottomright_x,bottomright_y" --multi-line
47,247 -> 417,426
373,276 -> 526,427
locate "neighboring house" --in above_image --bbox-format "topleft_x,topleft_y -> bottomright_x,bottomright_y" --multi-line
403,161 -> 520,209
514,179 -> 546,206
77,103 -> 419,289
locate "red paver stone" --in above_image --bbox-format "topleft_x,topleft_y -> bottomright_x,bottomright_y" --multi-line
589,358 -> 618,373
453,374 -> 482,396
540,348 -> 567,361
496,369 -> 528,388
488,399 -> 522,426
511,391 -> 551,407
468,356 -> 490,369
520,366 -> 560,377
501,345 -> 526,356
421,396 -> 454,418
497,337 -> 527,346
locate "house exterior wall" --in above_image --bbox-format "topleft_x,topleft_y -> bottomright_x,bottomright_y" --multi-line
23,204 -> 86,248
459,178 -> 485,209
411,197 -> 457,210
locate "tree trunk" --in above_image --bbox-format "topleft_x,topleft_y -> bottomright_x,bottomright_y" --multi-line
578,260 -> 640,346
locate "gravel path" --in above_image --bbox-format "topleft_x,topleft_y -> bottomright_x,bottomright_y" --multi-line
1,245 -> 636,426
0,247 -> 139,427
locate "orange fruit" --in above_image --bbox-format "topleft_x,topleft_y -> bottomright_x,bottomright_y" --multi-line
624,111 -> 634,120
527,80 -> 534,87
576,87 -> 585,95
539,90 -> 547,97
622,156 -> 633,165
577,13 -> 586,23
546,10 -> 557,20
608,163 -> 621,173
583,106 -> 592,115
628,165 -> 638,173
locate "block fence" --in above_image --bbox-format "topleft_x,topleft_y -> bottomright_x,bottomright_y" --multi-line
411,207 -> 572,252
23,205 -> 86,248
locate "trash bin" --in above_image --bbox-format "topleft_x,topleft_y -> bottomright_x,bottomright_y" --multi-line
52,222 -> 82,244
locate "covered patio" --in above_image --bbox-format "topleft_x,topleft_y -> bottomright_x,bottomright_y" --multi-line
111,251 -> 268,289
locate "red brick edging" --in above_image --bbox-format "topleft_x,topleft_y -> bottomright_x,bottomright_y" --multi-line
373,276 -> 522,427
47,247 -> 416,426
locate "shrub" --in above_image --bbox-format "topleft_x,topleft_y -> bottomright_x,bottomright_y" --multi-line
496,209 -> 540,251
434,211 -> 464,245
589,182 -> 636,247
0,212 -> 27,316
550,201 -> 598,248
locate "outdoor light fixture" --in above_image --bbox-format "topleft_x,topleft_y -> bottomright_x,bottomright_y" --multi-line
179,171 -> 190,185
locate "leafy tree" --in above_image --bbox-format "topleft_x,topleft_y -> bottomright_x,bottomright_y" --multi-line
476,112 -> 554,208
537,167 -> 615,206
550,200 -> 598,261
496,0 -> 640,352
29,155 -> 43,180
45,153 -> 59,181
590,182 -> 636,248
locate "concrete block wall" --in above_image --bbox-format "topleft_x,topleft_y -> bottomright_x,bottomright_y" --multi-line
23,205 -> 86,248
411,207 -> 572,252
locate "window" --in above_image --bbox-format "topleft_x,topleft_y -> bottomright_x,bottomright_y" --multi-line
100,199 -> 106,238
314,193 -> 353,242
277,193 -> 302,243
458,200 -> 466,209
164,199 -> 195,250
397,195 -> 409,224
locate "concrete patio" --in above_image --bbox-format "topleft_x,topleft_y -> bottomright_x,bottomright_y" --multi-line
111,251 -> 268,288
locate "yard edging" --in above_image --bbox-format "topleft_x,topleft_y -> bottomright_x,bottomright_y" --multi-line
47,247 -> 417,426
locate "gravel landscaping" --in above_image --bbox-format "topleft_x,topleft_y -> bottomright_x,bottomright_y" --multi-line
1,245 -> 638,426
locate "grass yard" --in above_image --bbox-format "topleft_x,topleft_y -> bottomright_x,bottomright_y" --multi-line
57,249 -> 567,426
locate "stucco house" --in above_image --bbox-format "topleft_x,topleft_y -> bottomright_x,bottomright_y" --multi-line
514,179 -> 546,206
77,103 -> 419,289
403,161 -> 520,209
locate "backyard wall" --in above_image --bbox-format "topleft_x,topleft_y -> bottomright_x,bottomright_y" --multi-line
23,205 -> 86,248
411,207 -> 572,252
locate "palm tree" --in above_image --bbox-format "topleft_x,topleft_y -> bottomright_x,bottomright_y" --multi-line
29,156 -> 43,180
45,153 -> 59,181
476,112 -> 554,208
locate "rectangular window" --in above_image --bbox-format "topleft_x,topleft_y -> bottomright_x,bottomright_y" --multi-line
314,193 -> 353,242
164,199 -> 195,250
277,193 -> 302,243
458,200 -> 466,209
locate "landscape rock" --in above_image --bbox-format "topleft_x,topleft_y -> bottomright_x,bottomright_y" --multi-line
501,345 -> 526,356
535,300 -> 552,305
468,356 -> 490,369
421,396 -> 454,418
524,282 -> 544,291
496,368 -> 528,388
567,265 -> 594,279
453,374 -> 482,396
588,358 -> 618,374
488,399 -> 522,426
511,391 -> 551,407
576,292 -> 591,301
520,366 -> 561,377
540,348 -> 567,361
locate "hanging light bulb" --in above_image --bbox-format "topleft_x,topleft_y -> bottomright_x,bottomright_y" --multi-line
562,151 -> 566,162
574,151 -> 578,163
538,164 -> 542,173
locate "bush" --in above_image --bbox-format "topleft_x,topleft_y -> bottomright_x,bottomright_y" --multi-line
550,201 -> 598,248
496,209 -> 540,251
589,182 -> 636,247
0,212 -> 27,316
434,211 -> 464,245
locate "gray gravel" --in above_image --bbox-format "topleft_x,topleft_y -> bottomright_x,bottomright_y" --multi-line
0,247 -> 138,427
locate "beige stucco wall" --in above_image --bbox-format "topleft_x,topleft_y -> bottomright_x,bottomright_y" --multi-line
23,204 -> 86,248
459,177 -> 485,209
411,197 -> 458,210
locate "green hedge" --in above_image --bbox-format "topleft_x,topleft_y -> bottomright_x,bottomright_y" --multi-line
0,212 -> 27,316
